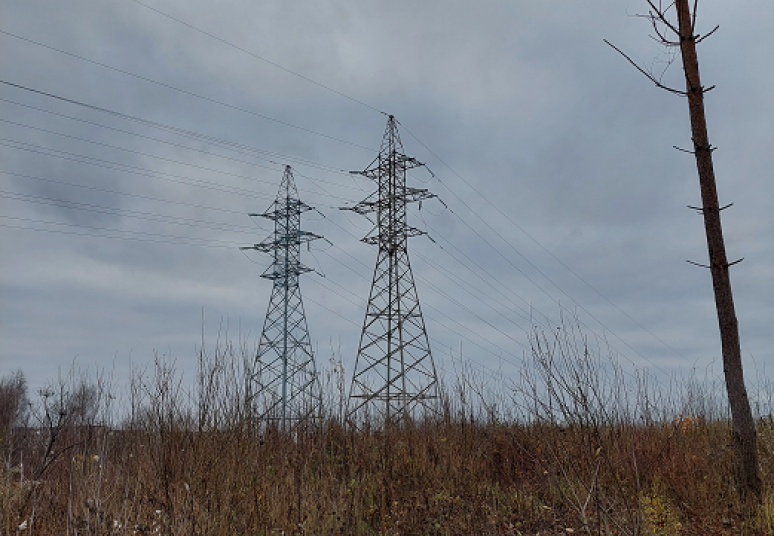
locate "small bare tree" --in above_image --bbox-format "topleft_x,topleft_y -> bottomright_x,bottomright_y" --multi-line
605,0 -> 761,506
0,370 -> 30,471
0,370 -> 29,433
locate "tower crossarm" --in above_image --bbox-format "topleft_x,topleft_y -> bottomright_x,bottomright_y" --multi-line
341,189 -> 435,216
259,264 -> 314,280
361,226 -> 426,245
350,153 -> 425,182
249,199 -> 315,220
242,230 -> 323,252
339,191 -> 378,215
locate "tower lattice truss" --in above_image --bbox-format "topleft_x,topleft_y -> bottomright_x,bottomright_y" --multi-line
241,165 -> 321,428
342,115 -> 440,423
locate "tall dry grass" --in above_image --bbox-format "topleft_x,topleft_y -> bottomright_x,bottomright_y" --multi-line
2,327 -> 773,535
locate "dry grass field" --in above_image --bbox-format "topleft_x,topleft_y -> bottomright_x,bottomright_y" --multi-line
3,331 -> 774,535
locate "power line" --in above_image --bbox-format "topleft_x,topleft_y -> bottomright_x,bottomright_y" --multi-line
399,121 -> 693,366
0,94 -> 357,178
0,139 -> 274,202
0,215 -> 242,248
410,254 -> 532,349
308,258 -> 530,390
383,130 -> 674,373
315,247 -> 527,360
424,203 -> 674,375
0,134 -> 672,376
1,132 -> 680,378
123,0 -> 386,115
0,169 -> 263,217
0,138 -> 348,208
413,248 -> 535,329
313,205 -> 550,361
314,237 -> 654,390
313,237 -> 529,353
0,189 -> 258,235
418,215 -> 551,328
2,180 -> 654,388
1,36 -> 672,368
0,119 -> 356,203
0,34 -> 374,151
0,24 -> 692,374
320,200 -> 556,348
302,280 -> 512,386
326,164 -> 667,378
290,229 -> 651,392
310,265 -> 513,371
0,79 -> 552,340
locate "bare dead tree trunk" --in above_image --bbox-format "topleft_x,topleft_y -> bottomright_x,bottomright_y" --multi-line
673,0 -> 761,505
606,0 -> 761,506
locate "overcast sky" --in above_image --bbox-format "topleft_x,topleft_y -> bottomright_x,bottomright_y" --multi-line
1,0 -> 772,406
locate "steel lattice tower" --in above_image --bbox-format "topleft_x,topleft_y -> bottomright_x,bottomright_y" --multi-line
342,115 -> 440,423
241,165 -> 322,429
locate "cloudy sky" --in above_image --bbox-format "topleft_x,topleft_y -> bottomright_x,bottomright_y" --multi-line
1,0 -> 772,404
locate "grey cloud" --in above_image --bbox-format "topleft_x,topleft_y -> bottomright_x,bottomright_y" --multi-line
0,0 -> 771,398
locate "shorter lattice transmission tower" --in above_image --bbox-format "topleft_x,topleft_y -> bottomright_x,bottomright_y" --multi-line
342,115 -> 440,423
241,165 -> 322,429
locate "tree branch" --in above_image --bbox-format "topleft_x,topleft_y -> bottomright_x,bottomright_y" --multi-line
696,25 -> 720,44
650,21 -> 680,46
645,0 -> 681,36
603,39 -> 687,96
673,145 -> 694,154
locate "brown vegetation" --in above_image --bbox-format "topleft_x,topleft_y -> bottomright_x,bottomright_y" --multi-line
2,331 -> 773,535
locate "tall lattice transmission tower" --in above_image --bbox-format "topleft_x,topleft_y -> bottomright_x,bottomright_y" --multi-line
342,115 -> 440,423
241,165 -> 322,429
